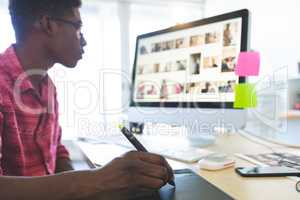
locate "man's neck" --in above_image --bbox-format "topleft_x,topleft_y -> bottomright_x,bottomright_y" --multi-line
14,41 -> 55,91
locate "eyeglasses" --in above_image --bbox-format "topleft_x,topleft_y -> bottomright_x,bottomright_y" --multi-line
50,17 -> 83,39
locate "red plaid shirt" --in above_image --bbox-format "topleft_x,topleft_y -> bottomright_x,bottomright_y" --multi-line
0,45 -> 70,176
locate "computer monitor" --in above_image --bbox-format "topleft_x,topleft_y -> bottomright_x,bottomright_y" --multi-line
128,9 -> 250,146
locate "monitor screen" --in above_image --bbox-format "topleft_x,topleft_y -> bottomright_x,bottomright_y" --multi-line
131,9 -> 249,108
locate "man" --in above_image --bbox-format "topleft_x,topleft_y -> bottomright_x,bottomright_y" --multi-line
0,0 -> 174,199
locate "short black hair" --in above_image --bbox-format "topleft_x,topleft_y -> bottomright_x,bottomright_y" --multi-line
9,0 -> 82,41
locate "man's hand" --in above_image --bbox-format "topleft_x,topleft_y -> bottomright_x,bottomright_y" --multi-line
91,151 -> 174,199
0,152 -> 173,200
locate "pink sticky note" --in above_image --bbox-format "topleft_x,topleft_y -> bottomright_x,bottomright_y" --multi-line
235,52 -> 260,76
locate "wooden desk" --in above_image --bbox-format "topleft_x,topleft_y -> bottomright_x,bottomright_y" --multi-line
195,133 -> 300,200
65,133 -> 300,200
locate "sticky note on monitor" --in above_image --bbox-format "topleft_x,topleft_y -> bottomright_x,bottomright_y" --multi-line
235,52 -> 260,76
234,83 -> 257,108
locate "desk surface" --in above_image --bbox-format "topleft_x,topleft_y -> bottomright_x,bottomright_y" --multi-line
66,133 -> 300,200
195,133 -> 299,200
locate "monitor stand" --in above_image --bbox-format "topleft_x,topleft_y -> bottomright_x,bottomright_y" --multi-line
185,126 -> 216,147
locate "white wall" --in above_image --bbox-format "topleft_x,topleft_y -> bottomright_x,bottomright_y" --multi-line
204,0 -> 300,76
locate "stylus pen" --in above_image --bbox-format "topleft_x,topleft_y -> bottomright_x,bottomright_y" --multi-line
118,124 -> 175,187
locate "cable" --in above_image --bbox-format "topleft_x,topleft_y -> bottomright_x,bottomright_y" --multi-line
296,180 -> 300,193
238,129 -> 283,153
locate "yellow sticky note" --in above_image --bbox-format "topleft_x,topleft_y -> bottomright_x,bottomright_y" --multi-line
234,83 -> 257,108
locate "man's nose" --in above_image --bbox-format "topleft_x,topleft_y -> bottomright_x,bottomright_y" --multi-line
80,33 -> 87,47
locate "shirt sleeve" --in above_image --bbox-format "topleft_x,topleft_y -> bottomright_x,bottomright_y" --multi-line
0,112 -> 4,175
56,126 -> 70,160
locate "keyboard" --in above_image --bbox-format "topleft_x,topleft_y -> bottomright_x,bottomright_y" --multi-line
78,135 -> 214,163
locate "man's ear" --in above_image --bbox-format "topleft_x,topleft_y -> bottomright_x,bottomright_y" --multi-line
35,16 -> 58,37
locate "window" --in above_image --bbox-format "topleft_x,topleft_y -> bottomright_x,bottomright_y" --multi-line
0,2 -> 15,52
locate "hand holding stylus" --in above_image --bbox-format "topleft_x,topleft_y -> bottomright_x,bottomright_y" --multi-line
118,124 -> 175,187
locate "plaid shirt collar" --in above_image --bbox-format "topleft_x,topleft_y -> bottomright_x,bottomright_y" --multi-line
2,45 -> 49,93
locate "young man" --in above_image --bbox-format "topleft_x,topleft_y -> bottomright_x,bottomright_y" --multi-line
0,0 -> 174,199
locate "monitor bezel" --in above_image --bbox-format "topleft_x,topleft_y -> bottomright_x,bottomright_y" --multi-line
130,9 -> 249,109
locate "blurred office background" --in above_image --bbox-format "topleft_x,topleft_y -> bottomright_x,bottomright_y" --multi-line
0,0 -> 300,139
